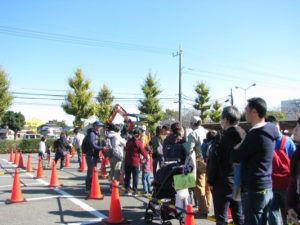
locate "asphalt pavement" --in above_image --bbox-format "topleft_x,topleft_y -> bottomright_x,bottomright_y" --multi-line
0,153 -> 214,225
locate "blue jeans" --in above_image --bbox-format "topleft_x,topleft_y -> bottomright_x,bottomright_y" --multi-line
85,154 -> 98,191
268,189 -> 287,225
212,188 -> 244,225
242,188 -> 273,225
142,172 -> 151,193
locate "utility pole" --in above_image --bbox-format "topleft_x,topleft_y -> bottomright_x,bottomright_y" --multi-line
173,46 -> 183,124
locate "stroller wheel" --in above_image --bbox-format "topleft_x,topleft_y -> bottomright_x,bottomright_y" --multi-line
145,212 -> 153,223
162,221 -> 172,225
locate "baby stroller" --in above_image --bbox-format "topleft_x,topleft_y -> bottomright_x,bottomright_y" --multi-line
144,143 -> 193,225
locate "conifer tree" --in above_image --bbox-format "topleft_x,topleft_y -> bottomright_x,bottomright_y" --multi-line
210,100 -> 222,122
62,68 -> 95,128
0,68 -> 13,122
138,73 -> 162,134
95,85 -> 114,123
193,82 -> 211,123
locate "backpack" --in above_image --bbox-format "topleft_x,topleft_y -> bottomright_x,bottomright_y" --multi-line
272,135 -> 290,189
81,135 -> 90,154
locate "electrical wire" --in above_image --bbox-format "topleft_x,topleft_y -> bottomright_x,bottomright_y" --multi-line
0,25 -> 174,54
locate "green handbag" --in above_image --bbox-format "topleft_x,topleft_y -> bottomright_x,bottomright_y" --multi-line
173,172 -> 196,191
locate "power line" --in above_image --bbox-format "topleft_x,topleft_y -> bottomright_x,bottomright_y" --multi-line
0,25 -> 174,54
185,70 -> 299,90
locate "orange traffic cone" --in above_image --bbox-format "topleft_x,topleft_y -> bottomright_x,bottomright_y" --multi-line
49,161 -> 60,187
18,152 -> 25,169
79,154 -> 87,172
71,148 -> 75,158
101,159 -> 108,179
65,153 -> 70,168
103,180 -> 129,224
6,168 -> 26,204
88,167 -> 104,200
26,154 -> 33,172
13,151 -> 19,165
35,158 -> 45,178
9,148 -> 14,162
184,204 -> 195,225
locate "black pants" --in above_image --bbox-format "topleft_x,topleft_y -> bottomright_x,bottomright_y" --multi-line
124,165 -> 139,193
85,154 -> 98,191
54,151 -> 65,169
212,187 -> 244,225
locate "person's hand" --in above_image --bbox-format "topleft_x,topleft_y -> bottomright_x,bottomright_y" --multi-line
287,208 -> 300,225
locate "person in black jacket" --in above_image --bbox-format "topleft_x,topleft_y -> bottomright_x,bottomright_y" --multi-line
207,106 -> 245,225
54,132 -> 71,170
232,97 -> 279,225
85,121 -> 104,193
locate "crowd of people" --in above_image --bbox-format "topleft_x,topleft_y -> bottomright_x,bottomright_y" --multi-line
36,96 -> 300,225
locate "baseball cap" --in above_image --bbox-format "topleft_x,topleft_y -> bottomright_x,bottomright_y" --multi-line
93,121 -> 104,127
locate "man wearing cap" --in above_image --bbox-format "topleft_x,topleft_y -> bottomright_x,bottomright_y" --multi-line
184,116 -> 210,218
85,121 -> 104,193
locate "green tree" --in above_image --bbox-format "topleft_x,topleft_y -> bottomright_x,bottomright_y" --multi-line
267,111 -> 285,121
138,73 -> 163,134
1,111 -> 25,139
193,82 -> 211,123
62,68 -> 95,128
0,68 -> 13,122
161,108 -> 178,121
210,101 -> 222,122
95,85 -> 114,122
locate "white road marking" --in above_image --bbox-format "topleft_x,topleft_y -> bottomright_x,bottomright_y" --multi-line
0,182 -> 41,188
1,158 -> 107,222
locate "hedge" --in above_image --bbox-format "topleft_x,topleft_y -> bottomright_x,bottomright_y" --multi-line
0,139 -> 56,154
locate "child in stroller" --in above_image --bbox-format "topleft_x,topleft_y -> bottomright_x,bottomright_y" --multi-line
145,142 -> 193,225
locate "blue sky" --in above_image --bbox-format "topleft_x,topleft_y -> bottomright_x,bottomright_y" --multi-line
0,0 -> 299,124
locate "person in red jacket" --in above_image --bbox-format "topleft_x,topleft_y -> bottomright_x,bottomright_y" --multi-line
124,128 -> 149,196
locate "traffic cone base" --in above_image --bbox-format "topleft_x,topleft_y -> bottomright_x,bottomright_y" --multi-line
6,198 -> 26,204
102,219 -> 130,225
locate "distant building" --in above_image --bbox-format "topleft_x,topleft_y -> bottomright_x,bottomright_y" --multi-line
25,117 -> 44,133
37,124 -> 62,138
281,99 -> 300,120
0,128 -> 14,140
